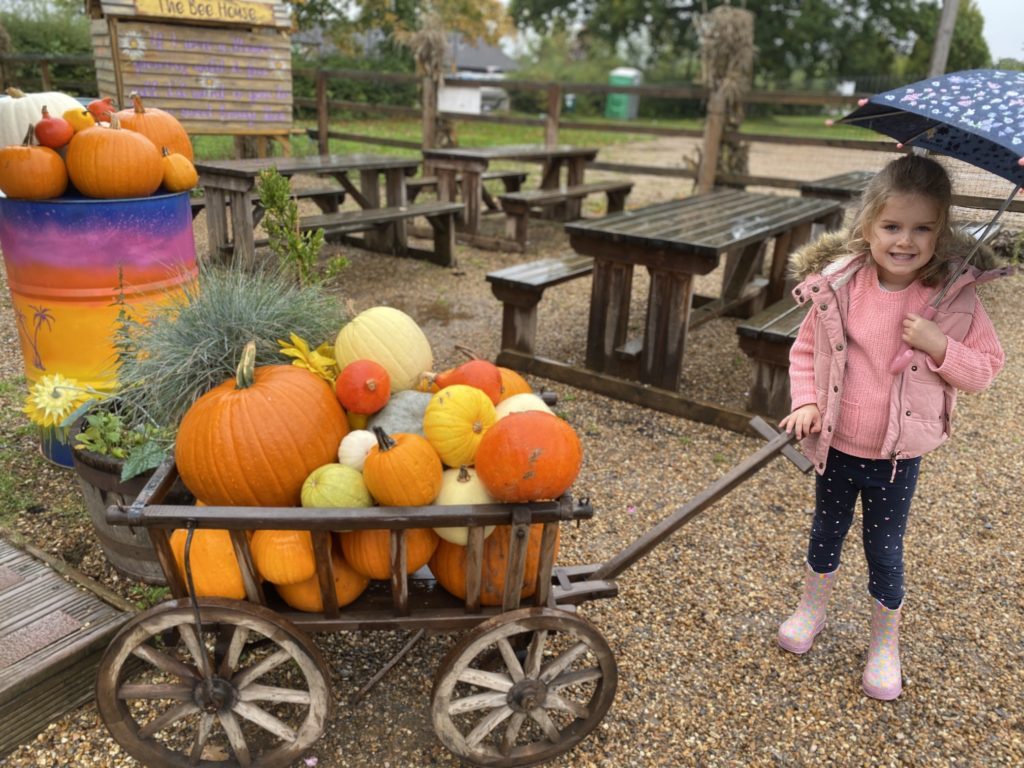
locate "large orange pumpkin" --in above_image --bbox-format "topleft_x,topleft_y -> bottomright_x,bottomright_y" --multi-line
474,411 -> 582,502
361,428 -> 442,506
115,91 -> 193,160
339,528 -> 439,580
169,528 -> 247,600
429,524 -> 559,606
274,549 -> 369,612
250,529 -> 318,585
65,115 -> 163,198
0,126 -> 68,199
175,342 -> 349,507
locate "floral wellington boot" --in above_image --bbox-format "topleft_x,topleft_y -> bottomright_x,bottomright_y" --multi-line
778,564 -> 839,654
862,599 -> 902,700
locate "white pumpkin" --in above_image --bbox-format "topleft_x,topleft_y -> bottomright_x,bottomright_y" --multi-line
335,307 -> 433,391
432,466 -> 497,545
337,429 -> 378,472
0,88 -> 84,148
494,392 -> 554,419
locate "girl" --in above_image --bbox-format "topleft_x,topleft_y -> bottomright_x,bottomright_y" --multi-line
777,154 -> 1009,700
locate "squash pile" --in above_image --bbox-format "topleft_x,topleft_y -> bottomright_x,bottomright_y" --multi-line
170,307 -> 584,611
0,89 -> 196,201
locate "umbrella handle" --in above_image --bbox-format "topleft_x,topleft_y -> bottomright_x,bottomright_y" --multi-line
889,305 -> 937,375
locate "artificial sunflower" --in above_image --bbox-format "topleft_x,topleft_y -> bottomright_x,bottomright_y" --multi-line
278,333 -> 338,383
23,373 -> 92,429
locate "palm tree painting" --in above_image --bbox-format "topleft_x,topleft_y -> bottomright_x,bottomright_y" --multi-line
15,304 -> 54,371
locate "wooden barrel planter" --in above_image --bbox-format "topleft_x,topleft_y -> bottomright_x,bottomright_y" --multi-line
71,445 -> 193,585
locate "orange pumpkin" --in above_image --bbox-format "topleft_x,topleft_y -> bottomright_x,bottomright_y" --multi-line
274,549 -> 369,612
161,147 -> 198,192
335,359 -> 391,414
175,342 -> 349,507
115,91 -> 193,160
250,529 -> 317,585
474,411 -> 582,502
169,528 -> 247,599
497,367 -> 532,401
429,524 -> 558,606
0,127 -> 67,199
362,428 -> 442,506
65,115 -> 163,198
340,528 -> 439,580
434,359 -> 503,405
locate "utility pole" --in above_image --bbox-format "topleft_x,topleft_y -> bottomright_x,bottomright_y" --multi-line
929,0 -> 960,76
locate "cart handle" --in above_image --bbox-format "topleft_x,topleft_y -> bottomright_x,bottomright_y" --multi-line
590,417 -> 809,582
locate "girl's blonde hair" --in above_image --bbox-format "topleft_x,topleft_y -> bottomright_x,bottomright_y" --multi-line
847,155 -> 955,287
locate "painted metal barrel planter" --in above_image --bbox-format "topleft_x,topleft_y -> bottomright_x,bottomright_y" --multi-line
0,191 -> 198,466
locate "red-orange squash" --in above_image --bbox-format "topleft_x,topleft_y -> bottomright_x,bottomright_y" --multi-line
429,524 -> 559,606
169,528 -> 247,600
175,342 -> 349,507
474,411 -> 582,502
275,549 -> 369,612
335,359 -> 391,414
434,359 -> 503,405
339,528 -> 439,580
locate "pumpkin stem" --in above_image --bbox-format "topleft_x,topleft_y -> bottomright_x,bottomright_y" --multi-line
456,465 -> 472,483
235,341 -> 257,390
130,91 -> 146,114
454,344 -> 481,361
6,87 -> 25,98
371,426 -> 397,452
108,113 -> 121,130
21,124 -> 35,146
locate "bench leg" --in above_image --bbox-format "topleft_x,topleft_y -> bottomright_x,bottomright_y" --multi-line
490,286 -> 543,356
585,260 -> 634,377
748,360 -> 792,419
504,207 -> 530,250
427,212 -> 456,267
311,192 -> 344,214
607,190 -> 628,214
641,269 -> 694,390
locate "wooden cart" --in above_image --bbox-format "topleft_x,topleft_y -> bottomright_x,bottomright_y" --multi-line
94,417 -> 809,767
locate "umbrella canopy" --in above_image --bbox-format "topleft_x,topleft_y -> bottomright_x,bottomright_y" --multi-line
840,69 -> 1024,187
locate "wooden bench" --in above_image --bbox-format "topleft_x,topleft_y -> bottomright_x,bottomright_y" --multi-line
499,181 -> 634,249
190,187 -> 346,220
487,254 -> 595,356
296,200 -> 464,266
736,295 -> 811,418
407,170 -> 528,210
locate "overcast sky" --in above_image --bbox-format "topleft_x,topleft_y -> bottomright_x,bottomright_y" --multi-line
972,0 -> 1022,61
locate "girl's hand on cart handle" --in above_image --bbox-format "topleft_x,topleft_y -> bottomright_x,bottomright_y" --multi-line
780,404 -> 821,441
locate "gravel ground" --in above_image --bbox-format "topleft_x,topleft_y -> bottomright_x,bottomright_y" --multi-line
1,138 -> 1022,767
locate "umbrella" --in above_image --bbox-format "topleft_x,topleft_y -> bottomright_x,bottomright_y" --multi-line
839,69 -> 1023,373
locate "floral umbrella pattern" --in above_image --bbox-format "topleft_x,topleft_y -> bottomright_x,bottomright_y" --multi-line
840,69 -> 1024,187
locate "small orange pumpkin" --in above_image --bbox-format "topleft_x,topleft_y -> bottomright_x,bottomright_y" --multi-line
361,428 -> 442,506
339,528 -> 439,580
474,411 -> 582,502
497,367 -> 532,401
161,147 -> 198,192
274,549 -> 369,612
0,126 -> 67,199
429,524 -> 559,606
65,114 -> 163,198
335,359 -> 391,415
169,528 -> 247,600
115,91 -> 193,160
250,529 -> 318,585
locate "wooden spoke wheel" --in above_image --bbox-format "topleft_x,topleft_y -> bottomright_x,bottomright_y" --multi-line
96,598 -> 331,768
431,607 -> 617,768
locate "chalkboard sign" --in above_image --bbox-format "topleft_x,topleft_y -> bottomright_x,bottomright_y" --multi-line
86,0 -> 293,138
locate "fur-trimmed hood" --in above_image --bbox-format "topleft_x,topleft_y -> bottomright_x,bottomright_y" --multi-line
788,228 -> 1006,281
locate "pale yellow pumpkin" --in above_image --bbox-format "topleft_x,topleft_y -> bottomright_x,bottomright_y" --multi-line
432,465 -> 497,545
334,307 -> 432,391
494,392 -> 554,419
301,463 -> 374,508
423,385 -> 496,468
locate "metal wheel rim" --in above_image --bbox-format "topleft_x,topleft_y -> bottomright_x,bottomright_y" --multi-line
431,606 -> 617,768
96,598 -> 331,768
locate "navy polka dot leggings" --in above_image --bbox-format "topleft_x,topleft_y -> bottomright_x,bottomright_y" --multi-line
807,448 -> 921,609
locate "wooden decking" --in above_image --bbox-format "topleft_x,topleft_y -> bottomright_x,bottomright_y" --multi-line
0,538 -> 134,757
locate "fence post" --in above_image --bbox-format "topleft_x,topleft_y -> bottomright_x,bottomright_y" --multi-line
315,69 -> 329,155
39,58 -> 52,91
422,75 -> 438,152
544,84 -> 562,148
697,89 -> 727,194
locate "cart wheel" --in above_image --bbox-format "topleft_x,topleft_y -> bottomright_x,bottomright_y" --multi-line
96,597 -> 331,768
431,607 -> 617,768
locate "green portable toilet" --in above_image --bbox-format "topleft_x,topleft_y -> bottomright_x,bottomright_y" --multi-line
605,67 -> 642,119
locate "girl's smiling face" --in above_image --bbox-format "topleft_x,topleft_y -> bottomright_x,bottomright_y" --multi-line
866,193 -> 940,290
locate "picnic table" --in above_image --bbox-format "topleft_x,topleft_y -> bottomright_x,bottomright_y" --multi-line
490,189 -> 841,433
421,144 -> 600,241
194,154 -> 463,268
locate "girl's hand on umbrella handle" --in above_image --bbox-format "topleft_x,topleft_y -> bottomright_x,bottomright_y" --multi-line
889,305 -> 938,374
779,404 -> 821,440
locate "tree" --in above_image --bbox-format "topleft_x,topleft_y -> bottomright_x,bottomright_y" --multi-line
906,0 -> 991,77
